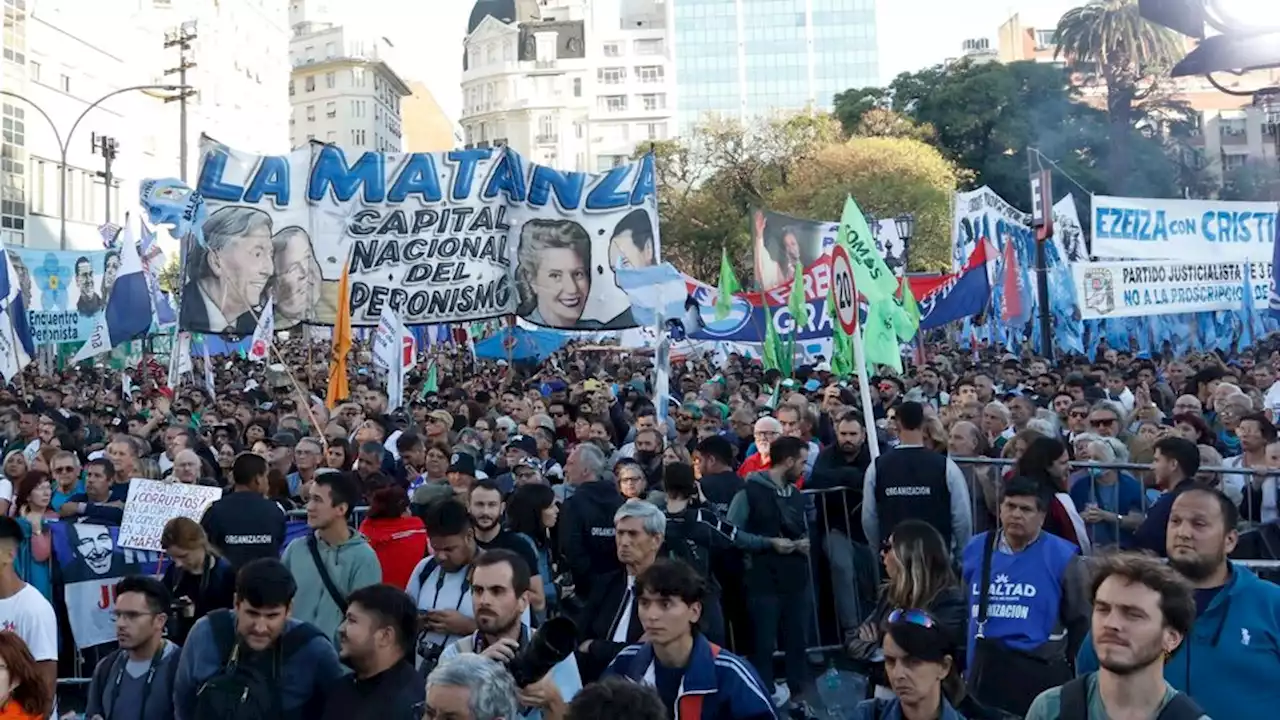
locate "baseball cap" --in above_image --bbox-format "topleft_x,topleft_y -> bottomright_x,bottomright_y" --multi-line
513,457 -> 542,474
268,431 -> 298,448
531,415 -> 556,433
448,452 -> 477,476
679,403 -> 703,419
505,434 -> 538,456
428,410 -> 454,427
583,379 -> 604,392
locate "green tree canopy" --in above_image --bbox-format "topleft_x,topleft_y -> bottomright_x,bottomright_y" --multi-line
638,112 -> 962,281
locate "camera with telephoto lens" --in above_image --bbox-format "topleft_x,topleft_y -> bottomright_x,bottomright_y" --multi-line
507,617 -> 578,688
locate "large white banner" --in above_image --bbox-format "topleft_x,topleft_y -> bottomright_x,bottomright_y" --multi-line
951,186 -> 1029,271
1091,196 -> 1278,262
189,140 -> 659,332
1074,259 -> 1273,319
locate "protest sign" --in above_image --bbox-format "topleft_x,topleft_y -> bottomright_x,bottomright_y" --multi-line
1091,196 -> 1278,262
51,521 -> 162,649
1073,259 -> 1274,319
951,186 -> 1029,272
118,479 -> 222,551
189,141 -> 660,332
6,248 -> 112,345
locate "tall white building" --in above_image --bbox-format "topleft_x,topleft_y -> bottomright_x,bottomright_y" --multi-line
1,0 -> 290,251
288,24 -> 410,152
460,0 -> 676,172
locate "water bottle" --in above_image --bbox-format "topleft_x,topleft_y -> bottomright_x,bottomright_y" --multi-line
816,665 -> 845,718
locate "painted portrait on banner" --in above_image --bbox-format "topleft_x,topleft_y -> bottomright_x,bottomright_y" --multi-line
51,521 -> 161,649
8,248 -> 111,345
188,140 -> 658,333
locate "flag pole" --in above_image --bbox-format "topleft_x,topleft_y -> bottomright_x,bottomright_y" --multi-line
853,325 -> 881,461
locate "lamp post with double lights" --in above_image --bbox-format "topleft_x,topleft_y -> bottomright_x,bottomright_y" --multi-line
0,83 -> 191,249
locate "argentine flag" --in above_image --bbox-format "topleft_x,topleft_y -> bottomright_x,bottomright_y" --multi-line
0,241 -> 35,383
72,221 -> 154,363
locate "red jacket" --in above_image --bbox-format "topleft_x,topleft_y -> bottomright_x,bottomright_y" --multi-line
359,516 -> 428,590
737,452 -> 770,478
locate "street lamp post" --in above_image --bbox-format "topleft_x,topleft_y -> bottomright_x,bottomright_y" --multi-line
0,84 -> 189,250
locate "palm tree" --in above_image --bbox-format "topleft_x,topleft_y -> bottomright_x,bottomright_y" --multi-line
1054,0 -> 1184,190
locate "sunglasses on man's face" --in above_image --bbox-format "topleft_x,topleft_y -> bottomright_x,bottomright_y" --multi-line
1090,418 -> 1117,428
1069,411 -> 1088,419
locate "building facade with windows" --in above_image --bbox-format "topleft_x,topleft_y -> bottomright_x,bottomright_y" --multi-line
673,0 -> 878,132
4,0 -> 290,250
460,0 -> 676,172
288,23 -> 410,151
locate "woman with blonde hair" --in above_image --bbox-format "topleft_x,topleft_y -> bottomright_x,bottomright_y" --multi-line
0,631 -> 52,719
159,517 -> 235,644
847,519 -> 966,695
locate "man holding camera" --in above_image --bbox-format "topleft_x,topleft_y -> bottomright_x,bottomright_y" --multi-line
440,549 -> 582,719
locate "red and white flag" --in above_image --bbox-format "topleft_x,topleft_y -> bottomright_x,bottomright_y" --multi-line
248,296 -> 275,363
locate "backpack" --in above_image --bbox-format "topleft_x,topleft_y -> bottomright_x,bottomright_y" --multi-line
193,609 -> 323,720
1057,674 -> 1205,720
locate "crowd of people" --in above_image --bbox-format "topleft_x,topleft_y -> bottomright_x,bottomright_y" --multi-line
0,335 -> 1275,719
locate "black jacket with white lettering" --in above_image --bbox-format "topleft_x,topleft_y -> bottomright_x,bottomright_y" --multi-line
201,489 -> 287,570
558,479 -> 624,599
873,446 -> 951,549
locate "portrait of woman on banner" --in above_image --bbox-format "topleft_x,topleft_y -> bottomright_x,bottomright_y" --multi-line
180,206 -> 274,334
270,226 -> 322,328
753,209 -> 823,289
517,219 -> 637,330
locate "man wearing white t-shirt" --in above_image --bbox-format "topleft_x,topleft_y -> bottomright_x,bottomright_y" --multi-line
0,516 -> 57,706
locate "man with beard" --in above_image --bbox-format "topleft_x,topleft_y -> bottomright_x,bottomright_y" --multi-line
736,416 -> 781,478
727,436 -> 811,713
630,428 -> 665,490
470,480 -> 545,618
440,550 -> 581,718
672,404 -> 699,452
808,412 -> 874,647
1026,555 -> 1204,720
1075,488 -> 1280,720
322,584 -> 423,720
86,576 -> 180,720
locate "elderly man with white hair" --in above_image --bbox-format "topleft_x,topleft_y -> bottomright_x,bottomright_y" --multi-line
425,654 -> 521,720
170,449 -> 204,485
736,416 -> 783,478
1067,436 -> 1145,551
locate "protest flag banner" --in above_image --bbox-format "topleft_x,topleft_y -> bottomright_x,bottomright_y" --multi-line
0,241 -> 33,382
72,222 -> 153,363
1091,195 -> 1278,262
838,196 -> 898,304
247,295 -> 275,362
51,521 -> 162,649
118,479 -> 222,552
784,261 -> 805,376
187,142 -> 659,334
716,248 -> 741,321
327,261 -> 352,409
826,281 -> 853,378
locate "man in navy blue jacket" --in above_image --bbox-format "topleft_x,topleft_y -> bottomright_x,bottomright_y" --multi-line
605,559 -> 776,720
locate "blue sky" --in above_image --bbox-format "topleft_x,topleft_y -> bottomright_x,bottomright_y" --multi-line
393,0 -> 1082,124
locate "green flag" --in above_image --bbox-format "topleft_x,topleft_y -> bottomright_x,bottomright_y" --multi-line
838,196 -> 898,303
783,263 -> 805,377
715,248 -> 741,321
827,283 -> 854,378
763,301 -> 783,373
890,278 -> 920,343
863,302 -> 903,374
422,361 -> 439,397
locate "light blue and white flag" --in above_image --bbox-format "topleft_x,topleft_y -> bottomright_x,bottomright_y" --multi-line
0,241 -> 34,383
202,342 -> 216,402
72,222 -> 154,363
614,263 -> 690,328
139,177 -> 207,246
